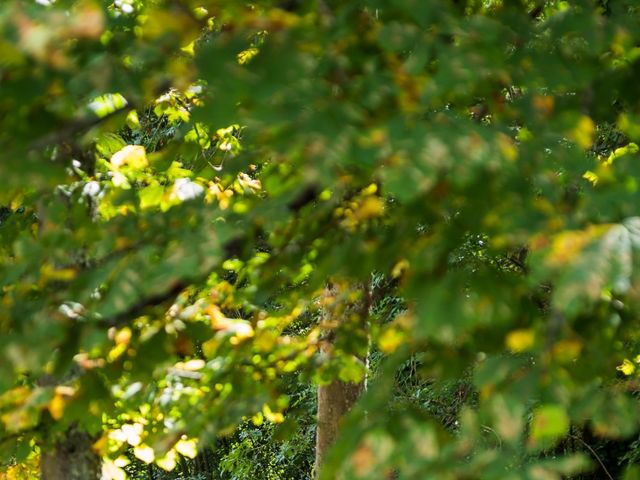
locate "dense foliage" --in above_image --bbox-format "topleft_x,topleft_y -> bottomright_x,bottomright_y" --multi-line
3,0 -> 640,478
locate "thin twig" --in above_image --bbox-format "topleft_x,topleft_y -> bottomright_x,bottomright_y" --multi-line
568,433 -> 614,480
504,254 -> 527,272
481,425 -> 502,448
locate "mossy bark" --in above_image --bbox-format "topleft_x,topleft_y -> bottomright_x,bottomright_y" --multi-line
314,379 -> 363,477
40,427 -> 100,480
314,282 -> 370,479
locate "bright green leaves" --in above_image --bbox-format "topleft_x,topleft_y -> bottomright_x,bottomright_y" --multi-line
138,184 -> 164,210
529,404 -> 570,449
96,133 -> 128,159
607,142 -> 640,164
89,93 -> 128,118
154,90 -> 190,125
184,122 -> 212,149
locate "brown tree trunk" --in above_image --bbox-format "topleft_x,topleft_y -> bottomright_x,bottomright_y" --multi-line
315,379 -> 363,477
40,427 -> 100,480
314,282 -> 370,479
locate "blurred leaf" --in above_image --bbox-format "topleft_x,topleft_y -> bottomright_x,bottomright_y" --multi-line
529,404 -> 569,449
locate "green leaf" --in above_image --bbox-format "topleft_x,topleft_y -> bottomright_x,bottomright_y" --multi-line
529,404 -> 569,449
139,184 -> 164,210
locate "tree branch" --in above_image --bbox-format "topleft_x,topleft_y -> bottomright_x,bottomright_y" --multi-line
30,105 -> 133,151
103,280 -> 189,327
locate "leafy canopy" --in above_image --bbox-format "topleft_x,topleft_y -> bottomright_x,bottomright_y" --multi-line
2,0 -> 640,478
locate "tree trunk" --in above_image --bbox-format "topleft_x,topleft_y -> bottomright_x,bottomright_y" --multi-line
314,281 -> 370,479
40,427 -> 100,480
315,379 -> 363,477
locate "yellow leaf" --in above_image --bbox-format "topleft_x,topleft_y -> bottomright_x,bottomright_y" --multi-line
177,359 -> 205,371
1,409 -> 34,432
545,226 -> 607,267
263,405 -> 284,424
505,329 -> 535,353
361,183 -> 378,195
114,327 -> 132,345
193,6 -> 209,19
157,450 -> 177,471
181,40 -> 196,56
228,321 -> 255,345
354,196 -> 384,221
573,115 -> 595,149
133,444 -> 155,463
252,412 -> 264,426
107,343 -> 127,363
552,339 -> 582,362
0,387 -> 30,408
208,306 -> 255,344
237,47 -> 259,65
378,327 -> 404,354
41,263 -> 76,283
126,110 -> 140,129
617,358 -> 636,376
237,173 -> 262,192
48,393 -> 66,420
607,142 -> 639,164
92,435 -> 109,455
533,95 -> 554,116
110,423 -> 143,446
583,170 -> 599,186
207,182 -> 234,209
101,460 -> 127,480
111,145 -> 148,170
496,133 -> 518,161
55,385 -> 76,396
175,438 -> 198,458
391,259 -> 409,279
201,337 -> 220,358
